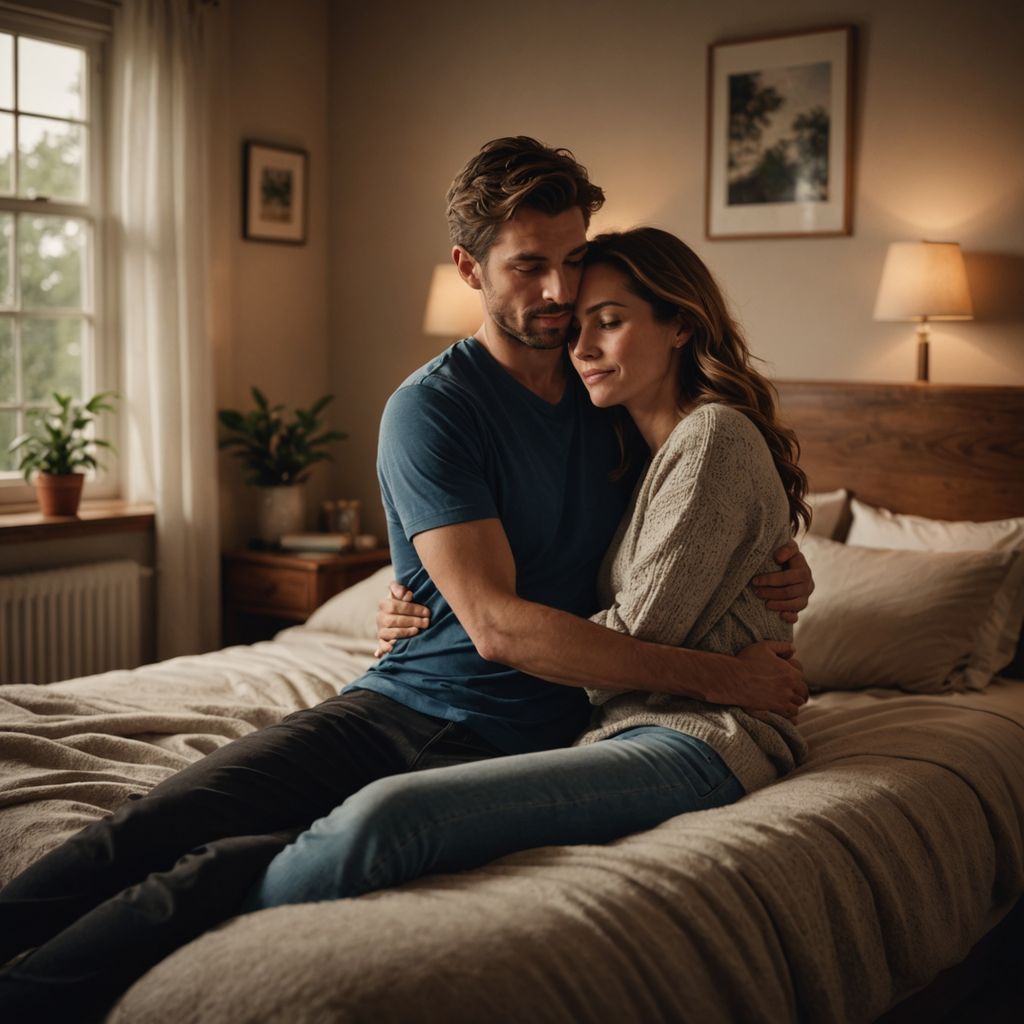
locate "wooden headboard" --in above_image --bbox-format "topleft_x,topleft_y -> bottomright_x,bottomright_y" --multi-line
775,381 -> 1024,522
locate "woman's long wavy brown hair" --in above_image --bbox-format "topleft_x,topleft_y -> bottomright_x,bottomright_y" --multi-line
586,227 -> 810,534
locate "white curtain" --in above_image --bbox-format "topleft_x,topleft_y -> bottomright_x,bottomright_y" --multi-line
110,0 -> 221,658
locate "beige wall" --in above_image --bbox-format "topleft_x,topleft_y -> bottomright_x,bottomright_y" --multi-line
210,0 -> 333,550
322,0 -> 1024,538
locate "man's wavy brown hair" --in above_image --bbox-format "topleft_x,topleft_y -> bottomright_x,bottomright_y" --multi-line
586,227 -> 810,534
446,137 -> 605,260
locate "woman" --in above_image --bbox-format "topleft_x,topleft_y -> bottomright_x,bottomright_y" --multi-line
243,227 -> 811,911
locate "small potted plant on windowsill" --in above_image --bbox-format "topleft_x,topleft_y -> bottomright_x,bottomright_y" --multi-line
218,388 -> 347,544
8,391 -> 119,517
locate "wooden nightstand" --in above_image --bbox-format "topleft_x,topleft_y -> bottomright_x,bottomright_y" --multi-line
221,547 -> 391,645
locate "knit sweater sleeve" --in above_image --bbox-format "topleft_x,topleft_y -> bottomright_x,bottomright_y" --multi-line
589,405 -> 764,648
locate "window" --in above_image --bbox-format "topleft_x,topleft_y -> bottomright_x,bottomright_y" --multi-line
0,13 -> 112,503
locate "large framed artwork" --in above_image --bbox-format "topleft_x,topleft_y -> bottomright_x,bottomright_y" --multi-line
243,141 -> 308,244
705,26 -> 854,240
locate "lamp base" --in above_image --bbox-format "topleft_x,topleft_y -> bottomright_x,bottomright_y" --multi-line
915,325 -> 930,383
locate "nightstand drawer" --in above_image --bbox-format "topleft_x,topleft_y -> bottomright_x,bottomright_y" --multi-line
224,563 -> 314,618
221,547 -> 391,645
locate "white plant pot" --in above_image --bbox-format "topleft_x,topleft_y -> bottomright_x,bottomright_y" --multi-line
255,485 -> 306,544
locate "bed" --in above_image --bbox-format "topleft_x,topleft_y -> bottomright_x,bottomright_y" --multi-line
1,381 -> 1022,1023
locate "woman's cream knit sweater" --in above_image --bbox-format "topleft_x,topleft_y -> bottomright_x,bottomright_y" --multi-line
576,402 -> 807,793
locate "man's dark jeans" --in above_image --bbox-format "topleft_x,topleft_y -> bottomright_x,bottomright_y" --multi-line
0,689 -> 500,1019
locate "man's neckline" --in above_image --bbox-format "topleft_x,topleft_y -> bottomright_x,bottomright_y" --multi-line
465,336 -> 572,411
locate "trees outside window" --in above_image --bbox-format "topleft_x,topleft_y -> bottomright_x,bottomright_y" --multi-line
0,24 -> 107,497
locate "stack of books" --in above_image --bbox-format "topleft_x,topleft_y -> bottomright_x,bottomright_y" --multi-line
279,532 -> 379,554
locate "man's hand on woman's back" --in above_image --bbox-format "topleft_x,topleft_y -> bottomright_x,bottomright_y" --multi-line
710,641 -> 808,720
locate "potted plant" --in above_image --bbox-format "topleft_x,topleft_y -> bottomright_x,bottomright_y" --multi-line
218,388 -> 347,543
7,391 -> 118,517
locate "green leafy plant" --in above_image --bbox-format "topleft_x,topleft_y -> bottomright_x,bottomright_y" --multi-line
8,391 -> 118,482
218,388 -> 347,486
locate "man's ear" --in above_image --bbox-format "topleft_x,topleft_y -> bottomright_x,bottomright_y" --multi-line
453,246 -> 483,291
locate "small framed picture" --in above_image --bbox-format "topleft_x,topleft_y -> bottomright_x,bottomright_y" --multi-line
705,26 -> 855,240
242,141 -> 308,244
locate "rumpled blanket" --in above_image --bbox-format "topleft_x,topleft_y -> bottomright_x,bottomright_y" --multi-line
1,627 -> 1022,1023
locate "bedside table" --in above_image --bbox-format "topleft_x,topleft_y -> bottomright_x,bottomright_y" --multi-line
221,547 -> 391,645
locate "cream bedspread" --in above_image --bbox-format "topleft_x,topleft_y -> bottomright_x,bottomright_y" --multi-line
1,627 -> 1022,1023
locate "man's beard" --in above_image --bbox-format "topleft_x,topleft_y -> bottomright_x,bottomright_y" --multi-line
481,282 -> 572,351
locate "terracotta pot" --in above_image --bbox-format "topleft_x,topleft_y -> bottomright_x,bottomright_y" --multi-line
35,472 -> 86,517
255,484 -> 306,543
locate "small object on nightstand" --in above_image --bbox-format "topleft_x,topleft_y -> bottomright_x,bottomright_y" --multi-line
280,532 -> 354,553
221,546 -> 390,645
320,498 -> 361,537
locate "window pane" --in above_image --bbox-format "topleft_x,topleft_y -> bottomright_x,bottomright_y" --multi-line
0,316 -> 12,400
0,213 -> 11,306
0,112 -> 12,194
0,34 -> 11,110
19,115 -> 85,202
19,214 -> 86,310
22,317 -> 82,402
0,408 -> 17,472
18,38 -> 85,120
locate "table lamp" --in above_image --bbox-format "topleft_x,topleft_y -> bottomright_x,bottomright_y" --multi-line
873,241 -> 973,382
422,264 -> 483,338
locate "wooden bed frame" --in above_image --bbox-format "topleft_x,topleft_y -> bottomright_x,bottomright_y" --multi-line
777,380 -> 1024,1020
775,381 -> 1024,522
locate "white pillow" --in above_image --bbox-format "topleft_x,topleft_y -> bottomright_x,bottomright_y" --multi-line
305,565 -> 395,640
795,535 -> 1018,693
847,499 -> 1024,681
801,488 -> 851,541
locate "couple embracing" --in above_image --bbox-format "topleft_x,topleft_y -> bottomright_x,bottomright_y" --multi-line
0,136 -> 812,1018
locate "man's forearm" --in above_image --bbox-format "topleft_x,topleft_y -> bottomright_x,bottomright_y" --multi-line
409,520 -> 804,716
470,592 -> 730,699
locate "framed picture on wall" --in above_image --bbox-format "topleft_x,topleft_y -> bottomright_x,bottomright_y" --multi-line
243,141 -> 308,244
705,25 -> 855,240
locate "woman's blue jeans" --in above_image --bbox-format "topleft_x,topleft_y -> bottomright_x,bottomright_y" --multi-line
245,727 -> 744,909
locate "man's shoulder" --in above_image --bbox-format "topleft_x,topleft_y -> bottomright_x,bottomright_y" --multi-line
396,338 -> 478,391
380,341 -> 489,447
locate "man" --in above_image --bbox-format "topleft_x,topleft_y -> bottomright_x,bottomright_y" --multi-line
363,137 -> 810,754
0,137 -> 810,1018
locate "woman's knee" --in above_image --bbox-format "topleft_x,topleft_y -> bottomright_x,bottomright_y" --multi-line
315,775 -> 423,855
289,776 -> 440,898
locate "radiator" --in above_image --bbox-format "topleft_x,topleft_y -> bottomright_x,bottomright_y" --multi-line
0,561 -> 146,685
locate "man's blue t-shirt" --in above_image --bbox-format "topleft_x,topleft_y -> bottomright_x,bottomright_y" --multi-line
351,338 -> 635,754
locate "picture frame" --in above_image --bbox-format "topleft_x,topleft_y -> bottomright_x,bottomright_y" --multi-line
242,141 -> 308,245
705,25 -> 855,240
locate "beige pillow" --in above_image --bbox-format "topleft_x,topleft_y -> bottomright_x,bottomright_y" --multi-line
305,564 -> 395,640
795,535 -> 1018,692
847,499 -> 1024,681
801,488 -> 851,541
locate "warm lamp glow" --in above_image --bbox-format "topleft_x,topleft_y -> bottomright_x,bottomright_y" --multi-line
873,241 -> 973,382
422,264 -> 482,338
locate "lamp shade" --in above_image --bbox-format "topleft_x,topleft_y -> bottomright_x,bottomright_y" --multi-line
873,241 -> 973,321
422,264 -> 483,337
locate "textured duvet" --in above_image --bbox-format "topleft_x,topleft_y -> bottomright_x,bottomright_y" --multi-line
1,625 -> 1022,1023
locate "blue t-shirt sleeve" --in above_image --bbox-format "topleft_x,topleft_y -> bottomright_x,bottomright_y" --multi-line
378,382 -> 498,541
